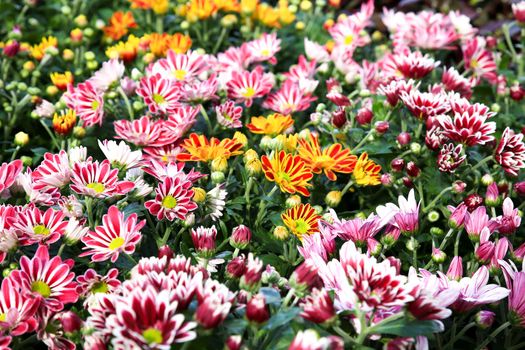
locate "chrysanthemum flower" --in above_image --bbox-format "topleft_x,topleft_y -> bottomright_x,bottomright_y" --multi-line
501,260 -> 525,328
52,109 -> 77,136
226,67 -> 273,107
76,268 -> 121,297
65,81 -> 104,127
89,58 -> 125,92
378,79 -> 418,106
176,133 -> 244,163
30,36 -> 57,61
103,11 -> 137,41
495,127 -> 525,176
145,176 -> 198,221
0,206 -> 17,263
150,50 -> 208,82
0,159 -> 23,193
300,288 -> 336,324
0,277 -> 39,336
442,67 -> 473,98
282,204 -> 321,240
105,35 -> 140,63
50,71 -> 73,91
377,189 -> 420,235
513,1 -> 525,22
143,145 -> 183,164
263,81 -> 316,115
261,151 -> 313,196
297,134 -> 357,181
163,105 -> 200,141
352,153 -> 381,186
436,105 -> 496,146
81,206 -> 144,263
70,159 -> 134,198
437,143 -> 467,173
191,225 -> 217,256
216,100 -> 243,129
382,50 -> 440,80
13,207 -> 68,246
98,140 -> 142,171
114,115 -> 174,147
462,37 -> 497,83
246,113 -> 293,136
246,33 -> 281,64
399,90 -> 450,120
136,73 -> 182,114
10,245 -> 78,312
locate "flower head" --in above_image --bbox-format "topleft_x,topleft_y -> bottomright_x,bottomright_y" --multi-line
70,159 -> 134,198
246,113 -> 293,136
495,127 -> 525,176
261,151 -> 313,196
282,204 -> 321,240
145,176 -> 198,221
352,153 -> 381,186
177,133 -> 244,163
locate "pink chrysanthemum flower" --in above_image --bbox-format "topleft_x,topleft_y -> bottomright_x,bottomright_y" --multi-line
145,176 -> 198,221
399,90 -> 450,120
501,260 -> 525,327
377,79 -> 418,106
495,198 -> 521,235
495,127 -> 525,176
376,189 -> 420,235
15,169 -> 61,206
462,37 -> 497,84
150,49 -> 208,82
114,115 -> 174,147
163,105 -> 200,142
142,159 -> 202,183
136,73 -> 182,114
32,151 -> 72,190
98,140 -> 142,171
0,159 -> 23,193
216,100 -> 243,129
246,33 -> 281,64
441,67 -> 473,98
436,107 -> 496,147
263,81 -> 317,115
80,206 -> 144,263
89,58 -> 125,92
12,206 -> 68,246
70,159 -> 134,199
191,226 -> 217,256
226,67 -> 273,107
382,50 -> 440,80
10,245 -> 78,312
143,145 -> 183,164
437,143 -> 467,173
65,81 -> 104,127
76,268 -> 121,297
180,74 -> 218,103
0,277 -> 39,336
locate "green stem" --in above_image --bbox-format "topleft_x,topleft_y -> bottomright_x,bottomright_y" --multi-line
352,128 -> 375,153
10,146 -> 20,161
423,186 -> 452,212
85,197 -> 95,229
200,105 -> 212,134
39,119 -> 61,150
444,322 -> 476,349
57,243 -> 66,257
155,15 -> 164,33
245,176 -> 254,217
439,228 -> 455,250
332,326 -> 353,344
341,178 -> 354,196
475,322 -> 511,350
454,230 -> 462,256
281,288 -> 295,308
467,155 -> 493,174
160,226 -> 173,246
118,86 -> 134,120
255,185 -> 278,228
212,27 -> 228,53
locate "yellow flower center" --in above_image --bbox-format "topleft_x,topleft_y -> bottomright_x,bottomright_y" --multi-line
174,69 -> 187,80
91,281 -> 109,294
33,224 -> 50,236
345,35 -> 354,45
0,313 -> 5,322
277,171 -> 291,183
108,237 -> 125,250
314,155 -> 335,169
152,93 -> 166,105
161,195 -> 178,209
87,182 -> 105,193
261,49 -> 270,56
92,100 -> 100,110
242,87 -> 256,98
143,328 -> 163,345
470,59 -> 478,68
31,281 -> 51,298
294,219 -> 310,235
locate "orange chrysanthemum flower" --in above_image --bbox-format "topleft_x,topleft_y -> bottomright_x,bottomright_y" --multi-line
53,109 -> 77,135
145,33 -> 192,57
50,72 -> 73,91
261,151 -> 313,196
353,152 -> 381,186
253,4 -> 281,28
130,0 -> 168,14
106,35 -> 140,63
178,0 -> 218,22
281,203 -> 321,240
246,113 -> 294,136
30,36 -> 58,61
297,134 -> 357,181
176,133 -> 244,162
103,11 -> 138,41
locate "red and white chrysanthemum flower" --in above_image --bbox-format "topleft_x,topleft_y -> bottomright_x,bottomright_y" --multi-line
399,90 -> 450,120
143,144 -> 183,164
217,44 -> 252,73
303,38 -> 330,63
14,169 -> 61,206
226,67 -> 273,107
81,206 -> 144,263
136,73 -> 182,114
114,115 -> 174,147
70,159 -> 134,199
150,50 -> 208,82
381,50 -> 440,80
63,217 -> 89,244
76,268 -> 121,298
195,279 -> 234,329
441,67 -> 474,98
495,127 -> 525,176
65,81 -> 104,127
0,159 -> 23,194
32,151 -> 71,190
0,206 -> 17,263
437,143 -> 467,173
88,58 -> 125,92
513,1 -> 525,22
216,100 -> 243,129
0,277 -> 39,336
145,176 -> 198,221
462,37 -> 497,84
376,189 -> 420,235
246,33 -> 281,65
124,169 -> 154,199
109,286 -> 197,348
98,140 -> 142,171
9,245 -> 78,312
57,195 -> 83,218
263,80 -> 317,115
180,74 -> 218,103
329,16 -> 370,54
13,206 -> 68,246
377,79 -> 418,106
142,159 -> 202,183
436,103 -> 496,146
163,105 -> 200,142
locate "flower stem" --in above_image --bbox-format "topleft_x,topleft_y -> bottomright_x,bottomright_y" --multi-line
352,128 -> 375,153
281,288 -> 295,308
118,86 -> 134,120
467,155 -> 493,174
423,186 -> 452,213
475,322 -> 511,350
200,105 -> 213,134
255,185 -> 278,228
212,27 -> 228,54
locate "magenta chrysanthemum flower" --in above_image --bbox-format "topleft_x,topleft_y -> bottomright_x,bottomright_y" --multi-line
191,225 -> 217,256
0,159 -> 23,193
114,115 -> 174,147
32,151 -> 72,190
495,127 -> 525,176
442,67 -> 473,98
263,80 -> 316,115
400,90 -> 450,120
150,50 -> 208,82
10,245 -> 78,312
76,268 -> 121,297
216,100 -> 243,129
226,67 -> 273,107
13,206 -> 68,246
246,33 -> 281,64
437,143 -> 467,173
65,80 -> 104,127
0,277 -> 39,336
300,288 -> 336,324
145,176 -> 198,221
501,260 -> 525,327
136,73 -> 182,114
80,206 -> 144,263
163,105 -> 200,141
70,159 -> 134,199
382,50 -> 440,79
462,37 -> 497,84
378,79 -> 418,106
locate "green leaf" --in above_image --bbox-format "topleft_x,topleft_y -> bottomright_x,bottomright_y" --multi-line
259,287 -> 282,306
371,317 -> 444,337
263,308 -> 301,331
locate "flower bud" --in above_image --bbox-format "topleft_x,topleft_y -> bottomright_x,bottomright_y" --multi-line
356,107 -> 373,125
406,161 -> 420,177
221,14 -> 238,27
70,28 -> 83,43
331,108 -> 346,128
431,248 -> 446,263
380,173 -> 393,186
211,171 -> 225,184
74,15 -> 88,27
390,158 -> 405,172
192,187 -> 206,203
53,109 -> 77,135
286,195 -> 301,208
191,226 -> 217,257
397,132 -> 411,146
230,225 -> 252,249
184,213 -> 195,228
226,255 -> 246,279
246,294 -> 270,324
463,193 -> 484,211
514,181 -> 525,196
14,131 -> 29,146
325,191 -> 342,207
485,182 -> 500,207
446,256 -> 463,280
158,245 -> 174,260
427,210 -> 440,222
273,225 -> 289,240
475,310 -> 495,329
410,142 -> 422,155
211,157 -> 228,173
452,180 -> 466,193
73,126 -> 85,139
233,132 -> 248,148
21,156 -> 32,166
374,121 -> 389,134
481,174 -> 494,186
225,335 -> 242,350
402,176 -> 414,188
430,227 -> 444,236
60,311 -> 83,333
